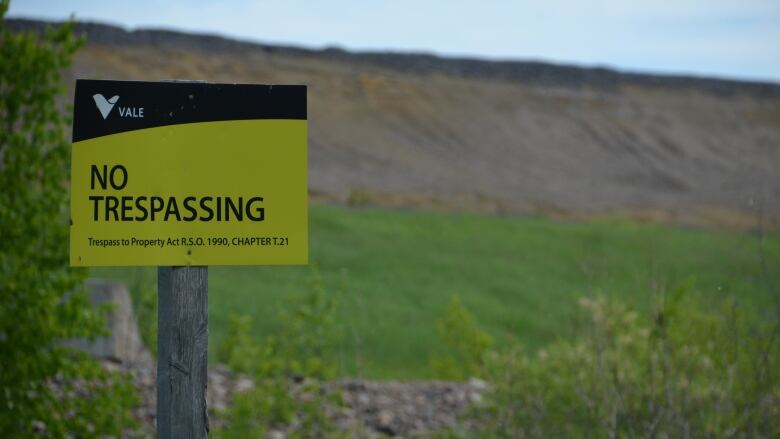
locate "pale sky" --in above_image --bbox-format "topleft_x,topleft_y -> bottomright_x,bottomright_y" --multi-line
8,0 -> 780,82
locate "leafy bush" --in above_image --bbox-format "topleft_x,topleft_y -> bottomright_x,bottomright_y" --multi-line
215,270 -> 345,438
0,3 -> 137,436
429,296 -> 493,380
439,284 -> 780,437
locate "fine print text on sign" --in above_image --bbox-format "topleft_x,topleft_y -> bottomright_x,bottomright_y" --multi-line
70,80 -> 307,266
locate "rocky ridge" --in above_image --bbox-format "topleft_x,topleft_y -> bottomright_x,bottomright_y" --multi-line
8,18 -> 780,98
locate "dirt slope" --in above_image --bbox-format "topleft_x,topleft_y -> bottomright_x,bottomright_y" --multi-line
12,19 -> 780,226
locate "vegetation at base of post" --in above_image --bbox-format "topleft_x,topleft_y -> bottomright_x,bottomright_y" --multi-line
214,269 -> 352,438
435,281 -> 780,438
0,2 -> 138,436
129,267 -> 158,357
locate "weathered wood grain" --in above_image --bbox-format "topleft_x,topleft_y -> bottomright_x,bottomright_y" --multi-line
157,266 -> 209,438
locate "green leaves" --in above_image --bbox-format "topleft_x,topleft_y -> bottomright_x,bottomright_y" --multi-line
430,296 -> 493,380
0,4 -> 137,436
215,270 -> 343,437
441,289 -> 780,438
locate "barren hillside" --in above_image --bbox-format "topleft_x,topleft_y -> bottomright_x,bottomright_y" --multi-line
12,19 -> 780,227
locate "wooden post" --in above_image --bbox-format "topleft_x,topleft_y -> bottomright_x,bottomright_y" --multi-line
157,266 -> 209,438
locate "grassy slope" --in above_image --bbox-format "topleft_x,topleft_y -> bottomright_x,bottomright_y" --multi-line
94,204 -> 779,379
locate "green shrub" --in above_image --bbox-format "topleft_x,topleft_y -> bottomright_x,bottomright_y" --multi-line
0,3 -> 138,436
440,284 -> 780,438
429,296 -> 493,380
216,313 -> 255,368
215,270 -> 344,438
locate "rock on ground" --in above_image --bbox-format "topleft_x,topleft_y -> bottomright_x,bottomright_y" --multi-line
112,360 -> 486,438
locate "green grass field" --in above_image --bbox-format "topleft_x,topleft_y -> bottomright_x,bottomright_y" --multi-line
94,203 -> 780,379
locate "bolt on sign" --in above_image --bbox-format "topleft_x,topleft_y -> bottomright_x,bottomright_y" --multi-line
70,80 -> 307,266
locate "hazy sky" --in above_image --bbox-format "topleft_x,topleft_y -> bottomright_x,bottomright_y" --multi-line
8,0 -> 780,82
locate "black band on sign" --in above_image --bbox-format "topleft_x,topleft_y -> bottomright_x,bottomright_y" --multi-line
72,80 -> 307,142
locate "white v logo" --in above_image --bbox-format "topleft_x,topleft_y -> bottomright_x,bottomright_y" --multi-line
93,94 -> 119,119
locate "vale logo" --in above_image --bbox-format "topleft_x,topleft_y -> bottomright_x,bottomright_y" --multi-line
93,94 -> 144,120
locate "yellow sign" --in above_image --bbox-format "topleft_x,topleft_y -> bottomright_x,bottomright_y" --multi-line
70,80 -> 307,266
